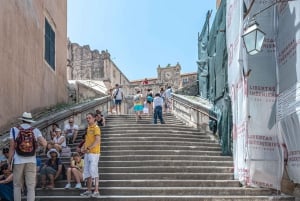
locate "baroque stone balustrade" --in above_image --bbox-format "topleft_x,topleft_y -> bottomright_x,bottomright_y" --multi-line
172,93 -> 217,132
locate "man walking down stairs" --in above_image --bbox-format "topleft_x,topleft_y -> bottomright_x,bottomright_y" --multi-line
32,114 -> 295,201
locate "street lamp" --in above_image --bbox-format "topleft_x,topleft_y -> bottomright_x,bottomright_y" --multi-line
242,18 -> 265,55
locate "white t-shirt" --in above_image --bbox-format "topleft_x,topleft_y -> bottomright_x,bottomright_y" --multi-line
64,124 -> 79,137
9,123 -> 42,164
153,96 -> 164,108
53,135 -> 66,147
113,88 -> 123,100
165,88 -> 172,99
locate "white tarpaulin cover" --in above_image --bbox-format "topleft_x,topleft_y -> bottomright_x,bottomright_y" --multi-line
226,0 -> 248,185
226,0 -> 293,190
276,1 -> 300,183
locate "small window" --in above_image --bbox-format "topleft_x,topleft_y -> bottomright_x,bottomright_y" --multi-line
44,18 -> 55,70
182,78 -> 189,84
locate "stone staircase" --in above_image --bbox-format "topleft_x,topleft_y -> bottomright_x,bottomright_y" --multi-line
33,114 -> 295,201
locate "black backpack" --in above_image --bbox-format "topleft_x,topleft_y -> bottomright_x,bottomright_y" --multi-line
13,127 -> 37,157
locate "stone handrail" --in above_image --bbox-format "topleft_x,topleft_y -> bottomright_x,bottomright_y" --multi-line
0,96 -> 111,148
172,93 -> 217,131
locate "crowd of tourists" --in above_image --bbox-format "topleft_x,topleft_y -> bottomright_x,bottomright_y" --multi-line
133,85 -> 173,123
0,82 -> 173,201
0,109 -> 102,201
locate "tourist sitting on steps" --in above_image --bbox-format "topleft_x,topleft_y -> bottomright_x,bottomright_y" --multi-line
64,152 -> 84,189
63,117 -> 79,145
0,163 -> 13,201
47,128 -> 66,153
40,149 -> 64,189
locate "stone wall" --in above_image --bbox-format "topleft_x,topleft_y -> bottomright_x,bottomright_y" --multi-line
0,0 -> 68,130
67,42 -> 130,89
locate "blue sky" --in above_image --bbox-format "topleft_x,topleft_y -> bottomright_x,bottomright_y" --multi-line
67,0 -> 216,81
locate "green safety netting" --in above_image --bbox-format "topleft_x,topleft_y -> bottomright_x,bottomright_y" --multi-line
197,0 -> 232,155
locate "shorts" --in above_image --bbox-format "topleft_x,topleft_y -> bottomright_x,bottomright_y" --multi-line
83,153 -> 100,180
115,99 -> 122,105
134,105 -> 143,112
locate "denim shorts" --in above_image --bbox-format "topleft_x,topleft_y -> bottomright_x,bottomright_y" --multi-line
115,99 -> 122,105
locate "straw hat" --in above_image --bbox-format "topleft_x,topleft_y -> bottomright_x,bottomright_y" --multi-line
19,112 -> 35,123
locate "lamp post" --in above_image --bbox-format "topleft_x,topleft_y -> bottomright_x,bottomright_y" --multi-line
242,18 -> 266,55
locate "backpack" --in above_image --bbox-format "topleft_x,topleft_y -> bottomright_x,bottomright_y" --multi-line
147,95 -> 153,102
13,126 -> 37,157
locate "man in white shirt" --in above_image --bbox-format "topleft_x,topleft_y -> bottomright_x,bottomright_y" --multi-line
153,93 -> 165,124
8,112 -> 47,201
113,84 -> 124,115
63,117 -> 79,144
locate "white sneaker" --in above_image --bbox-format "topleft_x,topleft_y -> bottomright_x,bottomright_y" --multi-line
80,191 -> 92,197
64,183 -> 71,189
74,183 -> 82,189
91,191 -> 100,198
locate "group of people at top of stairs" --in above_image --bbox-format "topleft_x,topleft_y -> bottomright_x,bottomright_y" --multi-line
108,83 -> 172,120
1,110 -> 103,201
133,85 -> 173,124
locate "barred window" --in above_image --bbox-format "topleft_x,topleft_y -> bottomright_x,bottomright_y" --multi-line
44,18 -> 55,70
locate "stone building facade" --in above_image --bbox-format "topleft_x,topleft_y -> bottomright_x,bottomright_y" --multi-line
67,42 -> 130,94
0,0 -> 68,130
130,63 -> 197,95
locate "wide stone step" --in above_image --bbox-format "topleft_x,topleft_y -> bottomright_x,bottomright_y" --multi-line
50,179 -> 241,188
99,172 -> 233,180
39,160 -> 233,167
101,132 -> 209,138
100,145 -> 221,151
99,160 -> 233,167
100,166 -> 233,173
101,145 -> 221,152
101,150 -> 223,156
101,125 -> 199,131
99,155 -> 232,162
105,119 -> 185,124
101,134 -> 211,142
101,137 -> 214,144
31,195 -> 295,201
41,155 -> 232,163
35,187 -> 275,196
101,130 -> 201,135
101,141 -> 220,147
105,116 -> 178,120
